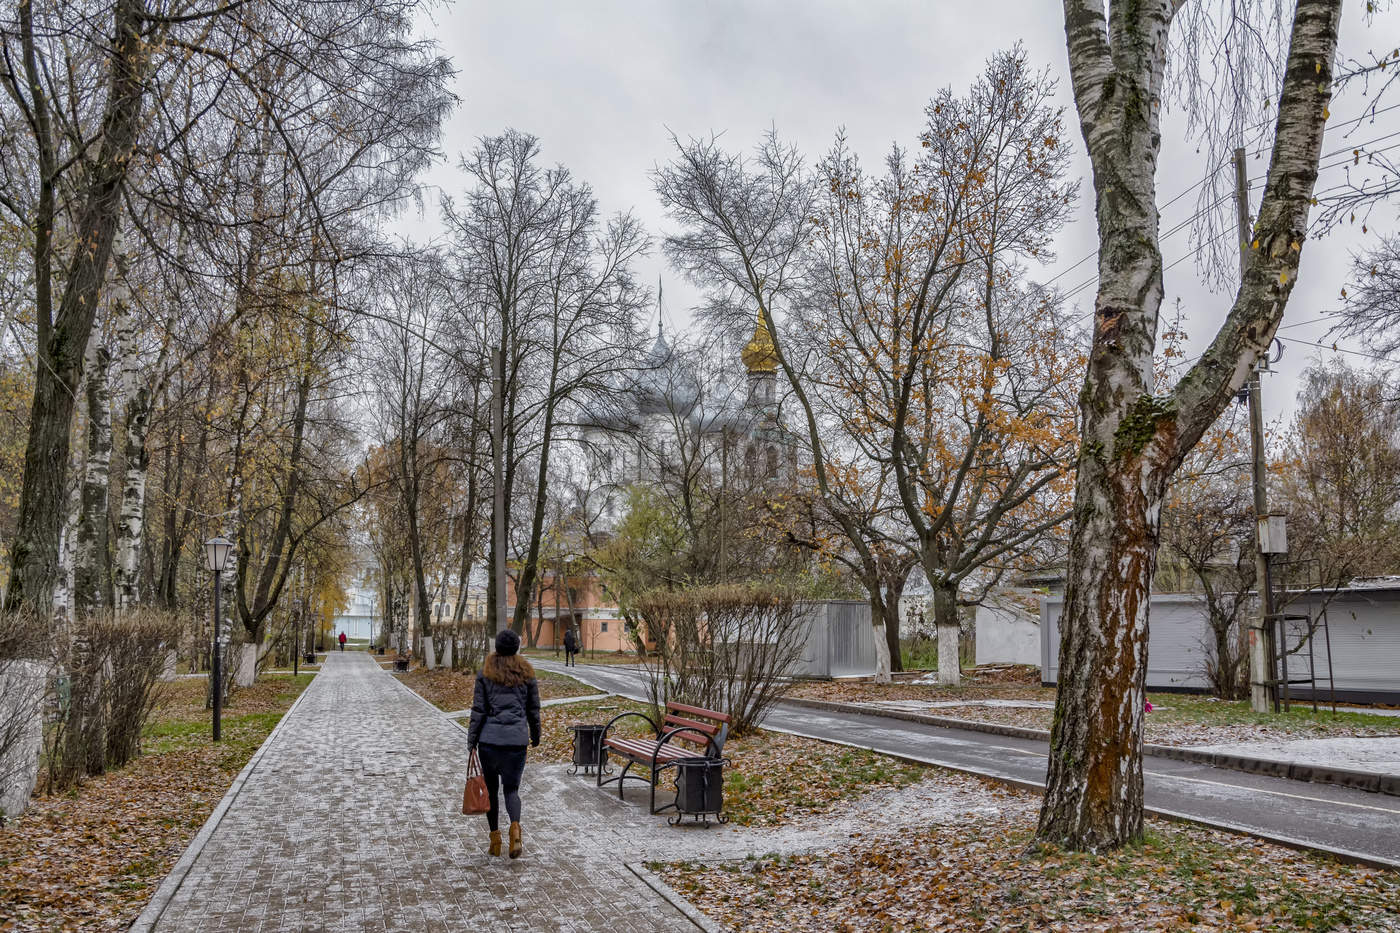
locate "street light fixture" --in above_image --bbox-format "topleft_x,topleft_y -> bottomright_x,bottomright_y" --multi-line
204,536 -> 234,742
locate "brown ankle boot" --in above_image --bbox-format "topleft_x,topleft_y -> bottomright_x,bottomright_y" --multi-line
488,830 -> 502,856
508,823 -> 522,859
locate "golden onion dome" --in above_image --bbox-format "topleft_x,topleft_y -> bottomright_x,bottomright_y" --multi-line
741,310 -> 778,374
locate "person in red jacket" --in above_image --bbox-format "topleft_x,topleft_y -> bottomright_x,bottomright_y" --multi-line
338,631 -> 346,652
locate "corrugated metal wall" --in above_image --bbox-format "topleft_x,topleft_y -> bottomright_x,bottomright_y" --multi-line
792,600 -> 875,679
1278,589 -> 1400,701
1040,588 -> 1400,701
1041,594 -> 1214,691
826,600 -> 876,677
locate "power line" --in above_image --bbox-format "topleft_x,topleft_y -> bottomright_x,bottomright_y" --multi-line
1043,109 -> 1400,293
1276,335 -> 1398,364
1057,168 -> 1381,308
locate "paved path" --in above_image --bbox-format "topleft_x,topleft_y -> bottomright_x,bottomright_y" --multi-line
142,652 -> 701,932
539,659 -> 1400,869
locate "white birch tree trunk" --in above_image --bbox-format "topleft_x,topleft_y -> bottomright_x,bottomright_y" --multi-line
1039,0 -> 1342,851
53,476 -> 81,624
112,294 -> 161,612
73,336 -> 112,612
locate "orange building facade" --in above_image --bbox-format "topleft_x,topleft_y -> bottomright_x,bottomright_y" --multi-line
505,569 -> 640,654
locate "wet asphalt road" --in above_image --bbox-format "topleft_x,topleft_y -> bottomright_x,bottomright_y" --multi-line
536,658 -> 1400,869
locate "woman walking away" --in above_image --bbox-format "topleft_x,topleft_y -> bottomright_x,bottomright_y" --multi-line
468,629 -> 540,858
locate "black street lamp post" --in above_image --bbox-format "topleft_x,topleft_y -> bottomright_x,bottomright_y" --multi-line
292,598 -> 303,677
204,536 -> 234,742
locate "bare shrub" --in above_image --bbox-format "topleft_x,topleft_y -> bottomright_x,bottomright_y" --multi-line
456,619 -> 491,674
44,610 -> 182,791
634,584 -> 806,735
1198,602 -> 1250,701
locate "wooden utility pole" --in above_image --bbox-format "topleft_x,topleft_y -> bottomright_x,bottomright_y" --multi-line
1236,147 -> 1276,714
491,348 -> 508,634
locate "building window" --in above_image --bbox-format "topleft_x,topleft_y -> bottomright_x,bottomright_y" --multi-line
601,622 -> 609,633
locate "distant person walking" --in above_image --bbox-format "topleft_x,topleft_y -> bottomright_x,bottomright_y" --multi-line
468,629 -> 540,859
562,627 -> 579,667
338,631 -> 346,652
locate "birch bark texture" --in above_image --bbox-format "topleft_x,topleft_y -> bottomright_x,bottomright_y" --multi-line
1039,0 -> 1341,850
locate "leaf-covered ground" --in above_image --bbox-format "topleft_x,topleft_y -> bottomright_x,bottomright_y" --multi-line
392,665 -> 598,711
786,668 -> 1048,705
659,815 -> 1400,932
0,673 -> 311,933
790,677 -> 1400,746
498,696 -> 927,827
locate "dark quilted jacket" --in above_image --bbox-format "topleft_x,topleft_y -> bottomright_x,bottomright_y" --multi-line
467,673 -> 541,748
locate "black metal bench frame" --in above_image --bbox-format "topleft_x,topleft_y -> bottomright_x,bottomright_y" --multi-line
597,702 -> 730,816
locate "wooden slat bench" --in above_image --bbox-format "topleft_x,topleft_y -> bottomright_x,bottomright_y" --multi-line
597,701 -> 731,815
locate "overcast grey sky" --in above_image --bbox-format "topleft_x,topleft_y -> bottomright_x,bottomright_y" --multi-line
399,0 -> 1400,425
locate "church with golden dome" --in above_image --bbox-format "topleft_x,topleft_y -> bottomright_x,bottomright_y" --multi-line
578,302 -> 795,524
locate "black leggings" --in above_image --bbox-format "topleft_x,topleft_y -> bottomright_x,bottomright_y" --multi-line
478,742 -> 527,831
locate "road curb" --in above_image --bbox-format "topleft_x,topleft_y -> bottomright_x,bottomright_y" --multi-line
626,862 -> 727,932
780,696 -> 1400,798
128,671 -> 319,932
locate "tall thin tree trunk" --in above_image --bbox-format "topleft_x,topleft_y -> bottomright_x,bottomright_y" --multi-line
511,394 -> 558,632
54,473 -> 81,623
883,571 -> 908,674
74,339 -> 113,612
402,449 -> 432,643
113,295 -> 155,612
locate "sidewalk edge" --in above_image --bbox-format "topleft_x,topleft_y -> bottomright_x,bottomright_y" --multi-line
626,862 -> 728,932
779,696 -> 1400,798
128,672 -> 318,932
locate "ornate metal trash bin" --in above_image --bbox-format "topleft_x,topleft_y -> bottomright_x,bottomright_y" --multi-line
666,757 -> 729,826
569,723 -> 607,775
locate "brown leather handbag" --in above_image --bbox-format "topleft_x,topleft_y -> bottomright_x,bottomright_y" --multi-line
462,748 -> 490,815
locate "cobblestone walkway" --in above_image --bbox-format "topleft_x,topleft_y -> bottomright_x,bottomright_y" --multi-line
144,652 -> 699,932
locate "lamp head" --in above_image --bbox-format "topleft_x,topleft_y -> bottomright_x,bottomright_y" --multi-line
204,536 -> 235,573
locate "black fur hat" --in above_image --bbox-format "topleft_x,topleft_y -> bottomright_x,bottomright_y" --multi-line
494,628 -> 521,657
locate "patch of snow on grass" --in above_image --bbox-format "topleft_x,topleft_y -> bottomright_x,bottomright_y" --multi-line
1189,736 -> 1400,773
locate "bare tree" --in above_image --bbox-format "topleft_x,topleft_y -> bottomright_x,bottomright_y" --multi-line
656,50 -> 1080,686
364,253 -> 455,655
444,130 -> 647,633
1336,234 -> 1400,355
0,0 -> 452,615
1275,360 -> 1400,587
802,51 -> 1080,687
